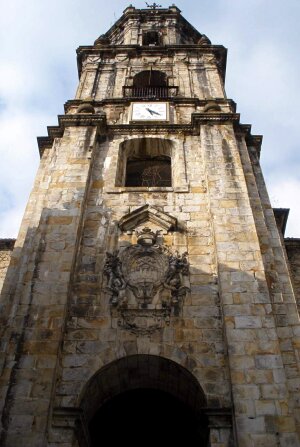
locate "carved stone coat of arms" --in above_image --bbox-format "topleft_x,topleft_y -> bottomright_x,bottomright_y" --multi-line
103,228 -> 189,333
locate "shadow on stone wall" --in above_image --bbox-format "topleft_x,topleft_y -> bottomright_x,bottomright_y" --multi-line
0,202 -> 300,446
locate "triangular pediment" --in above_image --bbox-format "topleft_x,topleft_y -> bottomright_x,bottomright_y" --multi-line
119,205 -> 177,232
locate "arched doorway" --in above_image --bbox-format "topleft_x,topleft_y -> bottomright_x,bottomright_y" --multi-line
89,388 -> 207,445
79,355 -> 209,446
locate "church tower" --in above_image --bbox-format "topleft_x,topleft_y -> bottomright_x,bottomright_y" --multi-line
1,5 -> 300,446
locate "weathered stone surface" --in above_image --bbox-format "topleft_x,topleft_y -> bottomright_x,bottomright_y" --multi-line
0,5 -> 300,447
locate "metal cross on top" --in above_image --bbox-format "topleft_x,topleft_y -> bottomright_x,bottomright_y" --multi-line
146,2 -> 162,9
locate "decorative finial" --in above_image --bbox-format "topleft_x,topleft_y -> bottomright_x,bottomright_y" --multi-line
146,2 -> 162,9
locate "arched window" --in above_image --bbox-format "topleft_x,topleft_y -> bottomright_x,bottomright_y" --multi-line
133,70 -> 167,88
142,31 -> 160,46
125,156 -> 171,187
123,70 -> 178,99
132,70 -> 167,98
116,138 -> 173,188
123,70 -> 177,99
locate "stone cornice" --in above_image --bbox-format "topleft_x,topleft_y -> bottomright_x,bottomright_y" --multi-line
192,112 -> 240,125
37,114 -> 106,157
37,111 -> 261,159
108,113 -> 240,135
77,44 -> 226,55
76,45 -> 227,82
64,98 -> 237,114
108,123 -> 192,135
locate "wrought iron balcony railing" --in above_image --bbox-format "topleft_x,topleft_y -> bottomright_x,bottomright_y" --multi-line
123,86 -> 178,99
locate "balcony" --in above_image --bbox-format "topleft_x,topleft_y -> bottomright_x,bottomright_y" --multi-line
123,86 -> 178,99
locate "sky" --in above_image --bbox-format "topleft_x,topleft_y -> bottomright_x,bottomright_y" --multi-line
0,0 -> 299,238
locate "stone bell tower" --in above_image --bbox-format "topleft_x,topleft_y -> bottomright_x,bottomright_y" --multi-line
1,4 -> 300,447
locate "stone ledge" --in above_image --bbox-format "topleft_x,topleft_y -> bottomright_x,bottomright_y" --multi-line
109,113 -> 241,135
37,113 -> 107,157
105,185 -> 189,193
64,98 -> 237,113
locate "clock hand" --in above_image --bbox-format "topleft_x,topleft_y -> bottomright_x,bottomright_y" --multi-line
146,107 -> 161,116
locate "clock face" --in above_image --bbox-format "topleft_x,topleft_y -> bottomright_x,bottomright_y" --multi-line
131,102 -> 168,121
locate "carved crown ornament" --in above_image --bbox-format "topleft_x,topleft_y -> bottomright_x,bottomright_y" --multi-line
103,226 -> 189,334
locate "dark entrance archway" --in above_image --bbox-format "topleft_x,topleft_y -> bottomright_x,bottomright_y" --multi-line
89,388 -> 208,445
79,355 -> 209,446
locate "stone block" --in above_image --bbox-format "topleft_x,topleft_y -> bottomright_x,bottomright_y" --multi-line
233,384 -> 260,399
245,369 -> 273,385
261,384 -> 287,399
250,434 -> 278,446
235,316 -> 262,329
265,415 -> 296,433
236,415 -> 266,433
47,216 -> 73,225
255,400 -> 277,415
255,355 -> 283,369
230,356 -> 255,370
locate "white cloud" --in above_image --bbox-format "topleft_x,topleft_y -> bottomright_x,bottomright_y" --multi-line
269,179 -> 300,237
0,207 -> 26,240
0,112 -> 42,236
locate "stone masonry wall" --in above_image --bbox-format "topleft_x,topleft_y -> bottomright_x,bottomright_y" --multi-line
76,52 -> 224,101
201,123 -> 300,446
48,130 -> 232,446
47,122 -> 300,447
243,141 -> 300,440
0,123 -> 102,447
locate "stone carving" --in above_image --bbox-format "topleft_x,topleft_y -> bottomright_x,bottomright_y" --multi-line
82,55 -> 102,69
119,308 -> 171,335
164,250 -> 189,304
115,54 -> 129,62
104,227 -> 189,332
103,251 -> 126,305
